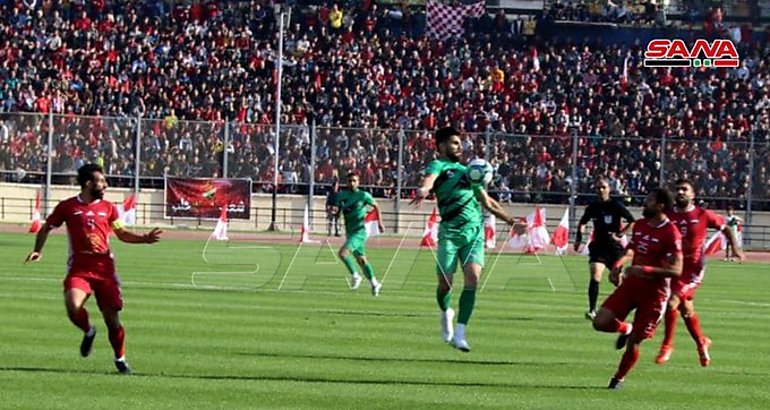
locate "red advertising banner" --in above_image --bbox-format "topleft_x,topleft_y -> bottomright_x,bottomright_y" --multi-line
165,177 -> 251,219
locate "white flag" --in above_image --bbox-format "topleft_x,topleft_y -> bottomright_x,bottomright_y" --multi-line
212,206 -> 228,241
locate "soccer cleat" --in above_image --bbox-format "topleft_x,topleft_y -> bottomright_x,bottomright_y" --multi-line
350,275 -> 363,290
615,327 -> 633,350
371,282 -> 382,297
440,308 -> 455,343
608,377 -> 624,390
450,335 -> 471,352
80,327 -> 96,358
114,357 -> 132,375
698,338 -> 712,367
655,346 -> 673,365
585,310 -> 596,320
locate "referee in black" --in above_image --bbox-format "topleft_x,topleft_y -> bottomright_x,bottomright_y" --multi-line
573,177 -> 636,320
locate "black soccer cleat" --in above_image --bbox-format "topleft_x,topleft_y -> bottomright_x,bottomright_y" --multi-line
114,358 -> 132,375
615,332 -> 630,350
608,377 -> 623,390
80,327 -> 96,358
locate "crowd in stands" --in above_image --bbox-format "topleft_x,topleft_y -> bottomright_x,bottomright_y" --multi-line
0,0 -> 768,209
545,0 -> 666,26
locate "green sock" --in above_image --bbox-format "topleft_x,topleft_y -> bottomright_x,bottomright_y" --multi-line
436,288 -> 452,311
457,288 -> 476,325
342,255 -> 359,276
362,263 -> 376,281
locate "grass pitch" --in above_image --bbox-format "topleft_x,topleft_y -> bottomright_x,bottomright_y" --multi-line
1,231 -> 768,409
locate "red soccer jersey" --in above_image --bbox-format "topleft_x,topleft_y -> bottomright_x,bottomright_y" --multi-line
626,218 -> 683,285
46,196 -> 120,272
667,206 -> 724,279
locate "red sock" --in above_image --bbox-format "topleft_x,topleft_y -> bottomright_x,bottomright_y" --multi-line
683,314 -> 705,346
662,308 -> 678,348
605,319 -> 631,334
614,344 -> 641,380
69,308 -> 91,333
108,326 -> 126,358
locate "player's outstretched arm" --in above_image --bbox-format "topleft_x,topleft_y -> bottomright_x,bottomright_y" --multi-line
721,225 -> 746,263
474,189 -> 524,233
25,223 -> 55,263
114,227 -> 163,244
410,174 -> 438,207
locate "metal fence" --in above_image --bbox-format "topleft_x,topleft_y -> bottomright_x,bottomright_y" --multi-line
2,111 -> 768,244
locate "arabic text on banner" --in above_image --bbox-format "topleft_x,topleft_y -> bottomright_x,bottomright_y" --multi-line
165,177 -> 251,219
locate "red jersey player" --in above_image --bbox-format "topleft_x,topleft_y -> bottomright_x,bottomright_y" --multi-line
655,178 -> 744,367
592,188 -> 683,390
25,164 -> 163,375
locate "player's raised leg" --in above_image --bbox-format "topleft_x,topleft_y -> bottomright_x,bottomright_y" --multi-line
593,307 -> 633,349
63,278 -> 96,357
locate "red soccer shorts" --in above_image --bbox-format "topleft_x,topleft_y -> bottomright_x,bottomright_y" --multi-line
602,277 -> 669,340
64,272 -> 123,311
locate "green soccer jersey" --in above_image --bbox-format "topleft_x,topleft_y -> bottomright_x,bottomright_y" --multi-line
336,188 -> 375,235
426,159 -> 484,236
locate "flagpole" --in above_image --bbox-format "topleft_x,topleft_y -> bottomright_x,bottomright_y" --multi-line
269,9 -> 286,232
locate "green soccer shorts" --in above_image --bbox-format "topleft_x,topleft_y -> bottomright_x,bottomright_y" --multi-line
435,226 -> 485,275
343,230 -> 368,257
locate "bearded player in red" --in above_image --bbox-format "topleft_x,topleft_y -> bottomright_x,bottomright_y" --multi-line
25,164 -> 163,374
593,188 -> 683,390
654,178 -> 745,367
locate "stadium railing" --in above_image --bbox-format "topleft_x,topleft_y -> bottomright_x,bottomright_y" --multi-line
0,111 -> 768,248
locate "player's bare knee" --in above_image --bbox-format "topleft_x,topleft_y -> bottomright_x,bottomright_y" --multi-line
338,248 -> 348,258
679,301 -> 695,318
356,256 -> 367,266
102,311 -> 121,330
437,276 -> 453,292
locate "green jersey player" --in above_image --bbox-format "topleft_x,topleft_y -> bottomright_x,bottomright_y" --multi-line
335,172 -> 385,296
411,127 -> 523,352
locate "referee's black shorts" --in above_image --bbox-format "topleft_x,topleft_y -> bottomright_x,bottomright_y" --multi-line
588,241 -> 624,267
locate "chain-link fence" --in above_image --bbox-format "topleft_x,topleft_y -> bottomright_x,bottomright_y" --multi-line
1,112 -> 768,245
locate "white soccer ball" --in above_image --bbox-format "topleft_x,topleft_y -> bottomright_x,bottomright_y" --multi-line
466,159 -> 493,186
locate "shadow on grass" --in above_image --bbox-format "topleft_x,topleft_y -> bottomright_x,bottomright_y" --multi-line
0,365 -> 602,390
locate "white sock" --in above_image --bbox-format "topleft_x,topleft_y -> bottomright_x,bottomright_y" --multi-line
371,278 -> 380,287
115,356 -> 126,362
625,324 -> 633,336
455,324 -> 466,339
86,327 -> 96,337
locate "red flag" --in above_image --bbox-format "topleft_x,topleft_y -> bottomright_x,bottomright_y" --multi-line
28,190 -> 41,233
300,203 -> 316,243
551,208 -> 569,254
704,231 -> 725,256
212,206 -> 228,241
118,193 -> 137,226
529,207 -> 550,251
484,214 -> 496,250
421,208 -> 439,247
365,209 -> 380,238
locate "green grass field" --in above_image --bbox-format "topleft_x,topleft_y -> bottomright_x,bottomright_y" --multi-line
1,231 -> 769,409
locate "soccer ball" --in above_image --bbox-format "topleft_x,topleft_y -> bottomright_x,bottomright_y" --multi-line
466,159 -> 493,186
